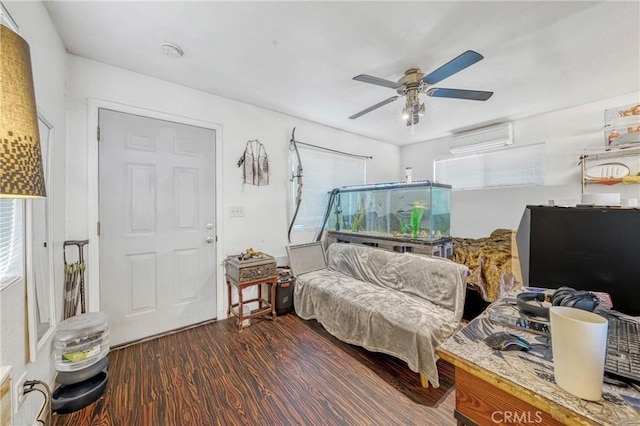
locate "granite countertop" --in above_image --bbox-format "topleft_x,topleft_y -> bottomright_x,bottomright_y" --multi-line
439,296 -> 640,426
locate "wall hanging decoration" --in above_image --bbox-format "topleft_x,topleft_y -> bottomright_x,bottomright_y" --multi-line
237,139 -> 269,186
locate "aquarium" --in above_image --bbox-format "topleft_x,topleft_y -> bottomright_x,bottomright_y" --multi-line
325,181 -> 451,242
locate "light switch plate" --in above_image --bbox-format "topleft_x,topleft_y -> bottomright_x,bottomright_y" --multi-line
229,206 -> 245,217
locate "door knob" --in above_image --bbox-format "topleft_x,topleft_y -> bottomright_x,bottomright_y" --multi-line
206,236 -> 215,244
206,223 -> 214,230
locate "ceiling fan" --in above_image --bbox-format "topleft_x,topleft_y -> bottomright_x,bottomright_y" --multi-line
349,50 -> 493,126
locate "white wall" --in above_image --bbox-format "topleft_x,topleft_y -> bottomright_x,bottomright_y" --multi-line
401,92 -> 640,238
65,55 -> 401,313
0,2 -> 67,424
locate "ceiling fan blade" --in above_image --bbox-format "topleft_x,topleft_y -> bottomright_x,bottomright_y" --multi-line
349,96 -> 399,119
422,50 -> 484,85
353,74 -> 402,89
426,87 -> 493,101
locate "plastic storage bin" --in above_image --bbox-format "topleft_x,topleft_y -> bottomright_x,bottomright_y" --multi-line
52,371 -> 109,414
54,312 -> 109,372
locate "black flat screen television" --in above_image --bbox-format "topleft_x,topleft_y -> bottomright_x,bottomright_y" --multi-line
516,205 -> 640,316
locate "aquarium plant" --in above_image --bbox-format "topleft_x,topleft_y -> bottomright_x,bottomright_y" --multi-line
410,202 -> 426,239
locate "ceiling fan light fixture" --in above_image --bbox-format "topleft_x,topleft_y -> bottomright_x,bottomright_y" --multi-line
401,110 -> 409,120
406,114 -> 418,127
349,50 -> 492,126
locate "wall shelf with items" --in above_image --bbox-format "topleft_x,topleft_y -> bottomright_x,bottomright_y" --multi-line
604,104 -> 640,148
579,146 -> 640,194
579,103 -> 640,197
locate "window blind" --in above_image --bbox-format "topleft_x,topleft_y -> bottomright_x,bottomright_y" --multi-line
434,143 -> 545,190
292,147 -> 366,234
0,199 -> 23,289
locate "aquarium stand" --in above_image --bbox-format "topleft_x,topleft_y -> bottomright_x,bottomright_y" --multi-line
326,231 -> 453,259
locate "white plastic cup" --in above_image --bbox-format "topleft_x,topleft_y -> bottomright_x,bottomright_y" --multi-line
549,306 -> 608,401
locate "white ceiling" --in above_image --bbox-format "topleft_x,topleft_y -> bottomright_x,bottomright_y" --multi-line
43,1 -> 640,146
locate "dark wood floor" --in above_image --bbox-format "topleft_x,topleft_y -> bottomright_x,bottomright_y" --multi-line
53,314 -> 457,425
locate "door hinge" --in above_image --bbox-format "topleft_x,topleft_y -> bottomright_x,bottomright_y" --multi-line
97,221 -> 101,236
97,125 -> 101,142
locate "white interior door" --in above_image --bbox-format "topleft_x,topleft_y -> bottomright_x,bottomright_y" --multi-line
99,109 -> 217,345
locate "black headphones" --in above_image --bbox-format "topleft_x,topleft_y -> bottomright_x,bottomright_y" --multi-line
516,286 -> 599,319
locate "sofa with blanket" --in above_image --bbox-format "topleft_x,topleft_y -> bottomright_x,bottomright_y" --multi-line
294,243 -> 469,387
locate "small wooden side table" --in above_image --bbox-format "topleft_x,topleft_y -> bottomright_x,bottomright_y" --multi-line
226,274 -> 277,332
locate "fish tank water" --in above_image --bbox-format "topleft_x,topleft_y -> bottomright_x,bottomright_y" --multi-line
325,181 -> 451,242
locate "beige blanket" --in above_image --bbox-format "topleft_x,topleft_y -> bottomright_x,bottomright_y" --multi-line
294,243 -> 468,387
452,228 -> 519,302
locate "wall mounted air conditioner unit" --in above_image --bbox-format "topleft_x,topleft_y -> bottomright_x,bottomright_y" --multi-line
449,123 -> 513,154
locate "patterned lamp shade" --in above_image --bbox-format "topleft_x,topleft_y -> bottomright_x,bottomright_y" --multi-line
0,25 -> 46,198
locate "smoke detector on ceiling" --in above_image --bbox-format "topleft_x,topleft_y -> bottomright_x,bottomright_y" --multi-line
160,42 -> 183,58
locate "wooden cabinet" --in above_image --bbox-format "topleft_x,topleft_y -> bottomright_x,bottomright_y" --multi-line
454,368 -> 564,426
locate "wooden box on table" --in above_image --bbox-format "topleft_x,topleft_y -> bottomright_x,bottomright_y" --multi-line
225,255 -> 276,283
